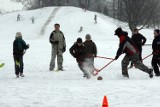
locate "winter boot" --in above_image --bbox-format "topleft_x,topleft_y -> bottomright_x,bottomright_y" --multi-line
16,75 -> 19,78
20,73 -> 25,77
122,74 -> 129,79
155,73 -> 160,77
148,69 -> 153,78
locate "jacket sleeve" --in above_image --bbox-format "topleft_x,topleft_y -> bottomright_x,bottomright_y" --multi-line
141,34 -> 147,45
152,39 -> 157,52
61,32 -> 66,49
93,42 -> 97,56
49,32 -> 54,44
22,40 -> 29,50
69,44 -> 76,57
115,36 -> 126,59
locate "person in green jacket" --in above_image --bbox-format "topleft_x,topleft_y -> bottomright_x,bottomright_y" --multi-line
13,32 -> 29,78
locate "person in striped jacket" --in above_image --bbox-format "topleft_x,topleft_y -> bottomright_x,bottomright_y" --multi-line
114,28 -> 153,78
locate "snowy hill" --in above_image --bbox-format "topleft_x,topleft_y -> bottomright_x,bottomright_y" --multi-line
0,7 -> 159,107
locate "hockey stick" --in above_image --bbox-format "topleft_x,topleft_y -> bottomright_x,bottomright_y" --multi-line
93,60 -> 114,76
96,56 -> 114,60
142,53 -> 153,60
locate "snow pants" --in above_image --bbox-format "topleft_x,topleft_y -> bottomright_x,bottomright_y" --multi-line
122,53 -> 150,76
14,56 -> 24,75
151,54 -> 160,75
84,58 -> 95,75
50,45 -> 63,71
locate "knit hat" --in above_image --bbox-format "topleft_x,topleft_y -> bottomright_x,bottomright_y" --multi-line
85,34 -> 91,40
114,27 -> 122,35
154,29 -> 160,35
16,32 -> 22,38
77,38 -> 82,43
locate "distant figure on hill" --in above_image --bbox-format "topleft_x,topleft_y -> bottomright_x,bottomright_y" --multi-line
31,17 -> 35,24
17,14 -> 21,21
79,26 -> 83,33
94,14 -> 97,24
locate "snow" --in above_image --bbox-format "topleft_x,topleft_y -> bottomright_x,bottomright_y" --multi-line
0,6 -> 160,107
0,0 -> 23,14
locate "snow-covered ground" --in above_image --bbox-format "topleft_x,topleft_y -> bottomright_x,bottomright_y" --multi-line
0,6 -> 160,107
0,0 -> 23,14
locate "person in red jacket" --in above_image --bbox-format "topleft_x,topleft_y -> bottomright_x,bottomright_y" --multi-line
114,27 -> 153,78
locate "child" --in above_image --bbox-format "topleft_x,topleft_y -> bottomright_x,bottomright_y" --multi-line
70,38 -> 90,79
13,32 -> 29,78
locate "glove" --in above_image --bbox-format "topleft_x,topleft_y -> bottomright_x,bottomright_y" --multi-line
26,44 -> 30,49
114,55 -> 119,60
23,51 -> 26,55
62,47 -> 66,52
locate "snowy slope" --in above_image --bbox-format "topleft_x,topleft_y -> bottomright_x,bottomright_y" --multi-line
0,0 -> 23,14
0,7 -> 160,107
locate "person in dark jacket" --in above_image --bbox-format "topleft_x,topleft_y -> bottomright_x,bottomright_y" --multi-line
83,34 -> 97,76
130,28 -> 147,68
151,29 -> 160,76
70,38 -> 90,79
114,28 -> 153,78
13,32 -> 29,78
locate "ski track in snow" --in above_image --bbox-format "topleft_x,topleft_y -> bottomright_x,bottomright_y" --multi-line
0,6 -> 160,107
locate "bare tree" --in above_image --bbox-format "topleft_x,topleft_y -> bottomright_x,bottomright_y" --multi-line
11,0 -> 32,8
117,0 -> 158,31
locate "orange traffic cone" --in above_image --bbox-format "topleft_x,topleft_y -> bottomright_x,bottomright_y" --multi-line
102,96 -> 109,107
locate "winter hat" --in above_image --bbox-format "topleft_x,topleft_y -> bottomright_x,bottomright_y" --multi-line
154,29 -> 160,34
16,32 -> 22,38
85,34 -> 91,40
77,38 -> 83,43
114,27 -> 122,35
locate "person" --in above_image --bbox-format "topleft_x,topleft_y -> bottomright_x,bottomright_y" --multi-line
83,34 -> 97,76
17,14 -> 21,21
13,32 -> 29,78
151,29 -> 160,76
49,24 -> 66,71
114,27 -> 153,78
129,28 -> 146,68
70,38 -> 90,79
31,17 -> 35,24
94,14 -> 97,24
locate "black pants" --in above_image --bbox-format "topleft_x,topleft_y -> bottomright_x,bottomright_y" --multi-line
152,54 -> 160,75
14,57 -> 24,75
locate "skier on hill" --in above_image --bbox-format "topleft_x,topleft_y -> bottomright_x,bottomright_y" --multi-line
31,17 -> 35,24
114,27 -> 153,78
129,28 -> 146,68
70,38 -> 90,79
94,14 -> 97,24
83,34 -> 97,76
49,24 -> 66,71
17,14 -> 21,21
13,32 -> 29,78
151,29 -> 160,76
